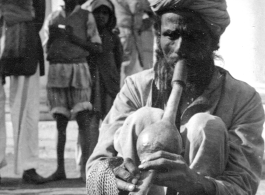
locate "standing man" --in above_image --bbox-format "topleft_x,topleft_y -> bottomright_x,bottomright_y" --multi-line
0,0 -> 46,184
86,0 -> 264,194
111,0 -> 154,87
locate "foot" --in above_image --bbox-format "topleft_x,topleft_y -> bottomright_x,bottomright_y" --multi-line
44,171 -> 66,182
22,169 -> 46,184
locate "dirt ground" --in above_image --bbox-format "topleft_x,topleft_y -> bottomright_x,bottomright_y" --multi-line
0,121 -> 86,194
0,154 -> 86,194
0,121 -> 265,195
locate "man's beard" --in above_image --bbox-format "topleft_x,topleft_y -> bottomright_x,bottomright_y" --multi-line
154,55 -> 215,100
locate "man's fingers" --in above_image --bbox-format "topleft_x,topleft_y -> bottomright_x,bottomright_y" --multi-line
114,165 -> 132,182
141,151 -> 180,163
113,158 -> 140,185
153,171 -> 178,184
123,158 -> 140,178
139,158 -> 170,171
139,158 -> 185,171
113,167 -> 139,184
116,178 -> 136,192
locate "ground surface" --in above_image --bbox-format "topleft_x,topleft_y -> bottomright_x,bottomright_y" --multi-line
0,121 -> 264,195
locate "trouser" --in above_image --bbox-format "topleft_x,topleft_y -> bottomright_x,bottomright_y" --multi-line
0,68 -> 40,174
0,77 -> 7,170
114,107 -> 228,195
119,27 -> 154,88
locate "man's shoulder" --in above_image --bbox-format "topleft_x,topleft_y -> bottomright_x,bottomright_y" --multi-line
217,67 -> 261,106
124,69 -> 154,90
220,67 -> 257,95
128,69 -> 154,82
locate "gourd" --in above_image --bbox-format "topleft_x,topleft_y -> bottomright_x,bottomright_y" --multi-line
132,60 -> 187,195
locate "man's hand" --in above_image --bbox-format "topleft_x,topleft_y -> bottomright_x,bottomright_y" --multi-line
138,151 -> 215,194
113,158 -> 141,192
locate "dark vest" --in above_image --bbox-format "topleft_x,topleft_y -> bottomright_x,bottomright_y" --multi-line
47,7 -> 90,63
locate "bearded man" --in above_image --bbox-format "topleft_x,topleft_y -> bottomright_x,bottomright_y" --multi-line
86,0 -> 264,194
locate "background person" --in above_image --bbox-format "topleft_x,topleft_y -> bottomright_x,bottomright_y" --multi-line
43,0 -> 102,182
0,0 -> 46,184
111,0 -> 154,87
75,0 -> 123,182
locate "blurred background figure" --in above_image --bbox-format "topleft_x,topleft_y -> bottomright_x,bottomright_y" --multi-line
86,0 -> 123,120
75,0 -> 123,182
43,0 -> 102,182
111,0 -> 154,87
0,0 -> 46,184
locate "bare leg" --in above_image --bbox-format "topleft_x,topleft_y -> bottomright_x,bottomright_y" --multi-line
88,113 -> 100,157
76,110 -> 92,182
46,113 -> 68,181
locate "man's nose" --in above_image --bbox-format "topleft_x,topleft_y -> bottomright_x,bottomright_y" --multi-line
173,37 -> 187,58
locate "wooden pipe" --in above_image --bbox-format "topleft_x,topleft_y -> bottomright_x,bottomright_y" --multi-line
132,60 -> 187,195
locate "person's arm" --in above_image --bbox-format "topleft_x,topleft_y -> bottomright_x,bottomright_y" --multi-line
42,13 -> 53,51
65,25 -> 102,53
113,33 -> 123,73
32,0 -> 46,32
212,90 -> 264,195
138,81 -> 264,195
139,151 -> 216,195
66,12 -> 102,53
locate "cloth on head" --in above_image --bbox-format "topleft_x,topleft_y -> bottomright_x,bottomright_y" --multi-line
148,0 -> 230,37
81,0 -> 116,31
81,0 -> 113,12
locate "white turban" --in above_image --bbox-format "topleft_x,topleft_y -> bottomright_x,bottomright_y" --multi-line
148,0 -> 230,37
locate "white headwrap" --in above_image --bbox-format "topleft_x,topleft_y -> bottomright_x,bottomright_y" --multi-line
148,0 -> 230,37
81,0 -> 113,12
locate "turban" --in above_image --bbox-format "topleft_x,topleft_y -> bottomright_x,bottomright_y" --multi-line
148,0 -> 230,37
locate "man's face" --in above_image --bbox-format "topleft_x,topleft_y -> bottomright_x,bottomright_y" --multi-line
160,11 -> 214,66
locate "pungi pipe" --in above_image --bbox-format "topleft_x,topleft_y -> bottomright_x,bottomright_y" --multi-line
132,60 -> 187,195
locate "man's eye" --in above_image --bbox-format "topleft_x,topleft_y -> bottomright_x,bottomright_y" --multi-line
163,32 -> 180,40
